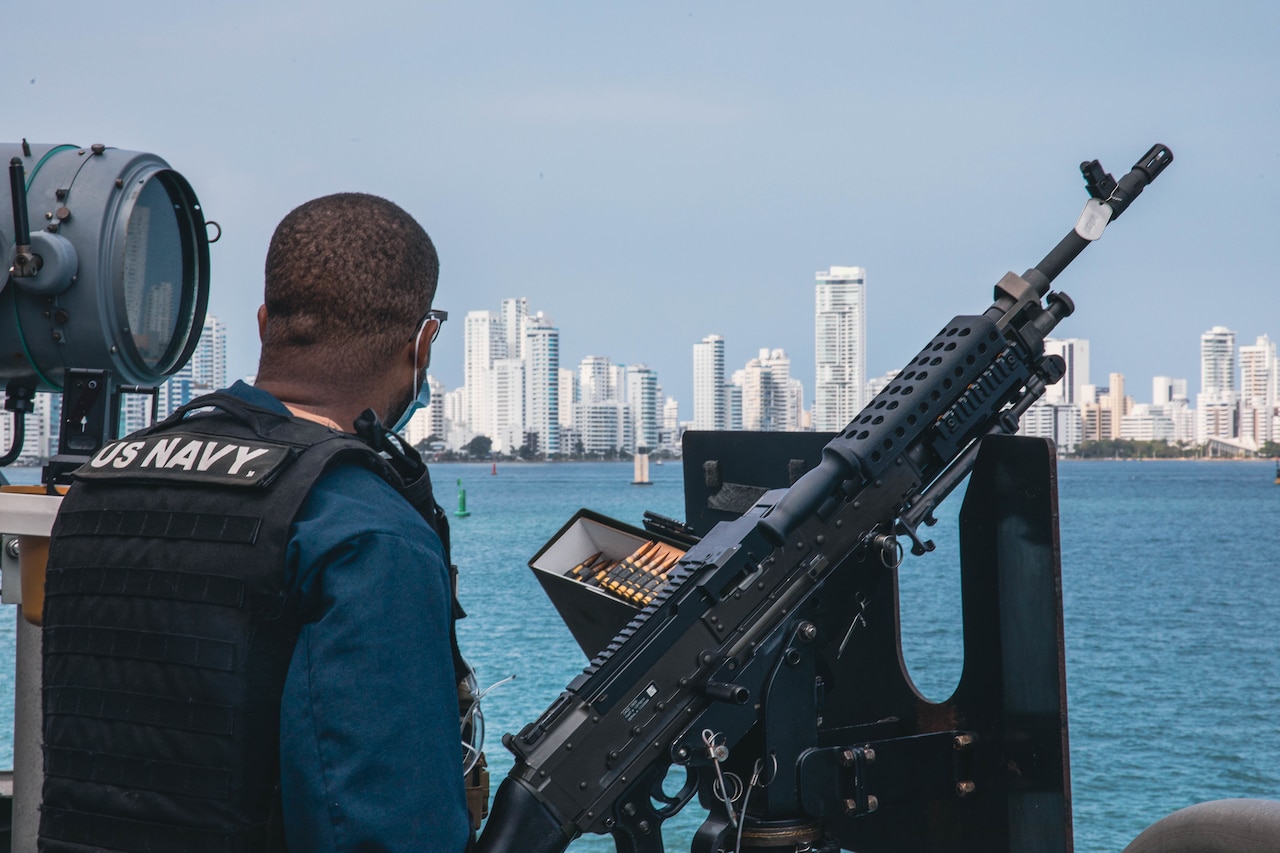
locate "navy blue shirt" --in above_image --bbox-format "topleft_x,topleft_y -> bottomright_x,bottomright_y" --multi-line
226,382 -> 470,852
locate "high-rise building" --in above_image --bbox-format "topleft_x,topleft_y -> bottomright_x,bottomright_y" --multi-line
491,357 -> 525,454
1240,334 -> 1277,446
740,349 -> 797,431
1022,338 -> 1091,452
1043,338 -> 1090,406
1201,326 -> 1237,394
814,266 -> 866,432
558,368 -> 577,430
1240,335 -> 1276,404
1151,376 -> 1193,446
442,387 -> 469,449
406,376 -> 446,448
785,378 -> 805,431
1152,376 -> 1188,406
1120,404 -> 1176,443
1197,326 -> 1239,442
1106,372 -> 1130,440
661,397 -> 680,451
693,335 -> 726,431
1020,399 -> 1083,455
463,310 -> 502,439
624,364 -> 659,451
501,297 -> 529,360
524,312 -> 560,455
573,401 -> 633,455
579,356 -> 616,404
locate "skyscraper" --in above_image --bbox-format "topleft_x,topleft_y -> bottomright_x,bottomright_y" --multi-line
740,348 -> 796,431
814,266 -> 866,432
1197,326 -> 1238,442
579,356 -> 616,404
1240,335 -> 1276,408
501,297 -> 529,359
524,312 -> 560,455
1043,338 -> 1090,405
692,334 -> 726,431
1152,376 -> 1188,406
463,310 -> 502,439
405,376 -> 446,448
1201,326 -> 1237,394
558,368 -> 578,430
491,357 -> 525,453
624,364 -> 659,451
1240,334 -> 1277,446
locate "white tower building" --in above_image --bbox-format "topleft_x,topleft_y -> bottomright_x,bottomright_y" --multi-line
464,310 -> 502,440
1043,338 -> 1090,405
579,356 -> 616,405
1201,326 -> 1237,395
814,266 -> 866,432
558,368 -> 578,430
624,364 -> 660,451
1197,326 -> 1238,442
1240,334 -> 1277,446
741,348 -> 796,431
501,297 -> 529,360
693,335 -> 726,431
524,312 -> 560,456
491,358 -> 525,454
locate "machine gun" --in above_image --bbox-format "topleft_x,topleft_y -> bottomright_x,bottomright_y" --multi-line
476,144 -> 1172,853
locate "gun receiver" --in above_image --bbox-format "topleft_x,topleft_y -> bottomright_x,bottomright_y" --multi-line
476,144 -> 1171,853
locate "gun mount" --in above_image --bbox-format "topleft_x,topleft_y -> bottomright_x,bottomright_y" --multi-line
475,145 -> 1172,853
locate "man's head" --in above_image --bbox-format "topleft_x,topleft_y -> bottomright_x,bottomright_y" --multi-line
257,193 -> 439,396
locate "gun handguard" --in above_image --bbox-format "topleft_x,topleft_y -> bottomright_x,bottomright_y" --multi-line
476,144 -> 1170,853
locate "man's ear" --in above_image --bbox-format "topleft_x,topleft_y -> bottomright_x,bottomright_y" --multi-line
415,337 -> 433,370
257,305 -> 268,342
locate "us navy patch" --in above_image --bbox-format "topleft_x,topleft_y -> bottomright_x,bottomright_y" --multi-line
72,433 -> 295,487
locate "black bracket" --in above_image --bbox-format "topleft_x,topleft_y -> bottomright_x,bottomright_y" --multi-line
1080,159 -> 1117,201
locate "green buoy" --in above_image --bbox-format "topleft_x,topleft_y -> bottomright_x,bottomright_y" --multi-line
454,478 -> 471,517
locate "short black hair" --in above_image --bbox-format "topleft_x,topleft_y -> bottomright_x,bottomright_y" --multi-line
260,193 -> 438,381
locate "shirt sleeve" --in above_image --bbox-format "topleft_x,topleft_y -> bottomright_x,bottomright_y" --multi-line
280,465 -> 471,853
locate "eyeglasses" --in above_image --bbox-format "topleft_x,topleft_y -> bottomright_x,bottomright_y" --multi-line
414,308 -> 448,344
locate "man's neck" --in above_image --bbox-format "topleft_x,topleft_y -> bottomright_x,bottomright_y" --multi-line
253,378 -> 368,434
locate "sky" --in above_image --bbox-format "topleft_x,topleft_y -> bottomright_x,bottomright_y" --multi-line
8,1 -> 1279,413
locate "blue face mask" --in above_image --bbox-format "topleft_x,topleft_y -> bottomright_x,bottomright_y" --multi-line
391,371 -> 431,433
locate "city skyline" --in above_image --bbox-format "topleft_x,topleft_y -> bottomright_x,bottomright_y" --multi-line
425,282 -> 1278,456
4,313 -> 1276,463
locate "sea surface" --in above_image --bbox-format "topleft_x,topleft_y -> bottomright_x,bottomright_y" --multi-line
2,458 -> 1277,851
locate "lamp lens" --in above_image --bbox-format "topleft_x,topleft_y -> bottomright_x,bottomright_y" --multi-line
119,173 -> 203,375
123,178 -> 185,370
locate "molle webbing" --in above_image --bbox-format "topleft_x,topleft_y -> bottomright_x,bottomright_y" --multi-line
46,745 -> 232,800
40,807 -> 258,853
44,624 -> 238,670
54,509 -> 262,544
45,564 -> 247,608
46,685 -> 235,735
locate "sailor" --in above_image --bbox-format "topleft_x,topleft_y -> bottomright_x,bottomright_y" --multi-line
39,193 -> 472,851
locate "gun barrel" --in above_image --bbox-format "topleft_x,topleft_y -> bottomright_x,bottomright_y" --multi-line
1025,143 -> 1173,294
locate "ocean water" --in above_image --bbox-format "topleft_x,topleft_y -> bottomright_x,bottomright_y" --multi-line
2,458 -> 1278,851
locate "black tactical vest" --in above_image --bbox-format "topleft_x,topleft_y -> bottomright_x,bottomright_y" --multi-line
38,392 -> 454,853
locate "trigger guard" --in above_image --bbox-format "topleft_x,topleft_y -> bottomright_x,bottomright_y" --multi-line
608,765 -> 699,853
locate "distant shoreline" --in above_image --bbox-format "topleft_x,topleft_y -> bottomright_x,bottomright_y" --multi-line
5,455 -> 1273,473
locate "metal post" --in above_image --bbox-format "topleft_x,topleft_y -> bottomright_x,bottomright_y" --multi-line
12,613 -> 39,852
